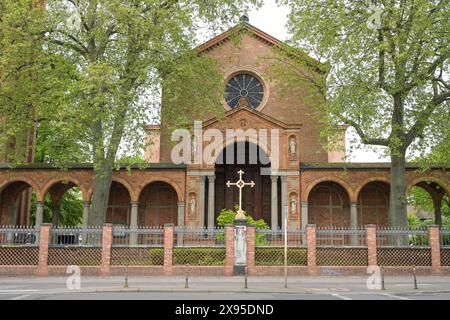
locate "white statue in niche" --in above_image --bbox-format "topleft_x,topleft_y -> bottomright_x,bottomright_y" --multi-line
289,136 -> 297,156
189,195 -> 196,215
192,136 -> 199,160
290,196 -> 297,216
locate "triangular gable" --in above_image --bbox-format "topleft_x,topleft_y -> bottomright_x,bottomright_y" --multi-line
195,22 -> 326,74
202,106 -> 302,130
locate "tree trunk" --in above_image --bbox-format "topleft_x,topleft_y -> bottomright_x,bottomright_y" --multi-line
88,161 -> 114,226
389,152 -> 408,228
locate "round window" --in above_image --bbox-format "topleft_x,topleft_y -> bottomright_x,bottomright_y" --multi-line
225,73 -> 264,109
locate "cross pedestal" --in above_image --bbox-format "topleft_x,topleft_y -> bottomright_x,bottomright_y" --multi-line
226,170 -> 255,276
234,218 -> 247,276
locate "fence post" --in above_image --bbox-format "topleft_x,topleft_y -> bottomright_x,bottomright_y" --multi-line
306,224 -> 317,274
36,223 -> 51,277
366,224 -> 377,267
100,223 -> 113,277
246,225 -> 255,275
428,225 -> 441,273
164,224 -> 174,275
225,224 -> 235,276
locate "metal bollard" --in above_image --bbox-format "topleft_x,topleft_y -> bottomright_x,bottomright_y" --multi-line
381,267 -> 385,290
123,265 -> 129,288
413,266 -> 418,290
185,264 -> 189,289
244,266 -> 248,289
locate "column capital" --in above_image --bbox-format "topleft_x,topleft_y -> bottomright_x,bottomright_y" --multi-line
270,175 -> 279,182
280,175 -> 288,182
130,201 -> 139,207
83,201 -> 91,206
208,175 -> 216,182
177,201 -> 185,207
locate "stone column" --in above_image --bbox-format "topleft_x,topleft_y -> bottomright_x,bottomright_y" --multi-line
366,224 -> 377,267
129,202 -> 139,245
82,202 -> 90,227
163,224 -> 174,275
350,202 -> 358,245
35,201 -> 44,227
36,223 -> 52,277
428,225 -> 441,272
280,176 -> 288,230
207,175 -> 215,228
270,175 -> 279,231
51,204 -> 60,227
199,176 -> 206,227
301,202 -> 308,245
306,224 -> 317,274
177,202 -> 185,246
100,224 -> 113,277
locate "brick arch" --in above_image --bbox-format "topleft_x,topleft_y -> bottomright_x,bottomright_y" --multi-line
41,177 -> 89,202
354,177 -> 391,201
0,177 -> 40,199
407,177 -> 450,198
302,177 -> 354,203
138,180 -> 180,227
218,137 -> 271,162
109,177 -> 135,202
137,178 -> 184,203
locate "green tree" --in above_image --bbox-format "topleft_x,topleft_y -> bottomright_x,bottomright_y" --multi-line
41,0 -> 260,225
278,0 -> 450,227
30,189 -> 83,227
0,0 -> 74,164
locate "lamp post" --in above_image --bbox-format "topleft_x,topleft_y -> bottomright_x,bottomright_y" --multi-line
284,205 -> 288,288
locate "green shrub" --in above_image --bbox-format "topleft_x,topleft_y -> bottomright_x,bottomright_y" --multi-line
216,206 -> 270,245
173,248 -> 225,265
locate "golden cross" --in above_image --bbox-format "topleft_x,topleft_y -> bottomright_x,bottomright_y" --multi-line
226,170 -> 255,219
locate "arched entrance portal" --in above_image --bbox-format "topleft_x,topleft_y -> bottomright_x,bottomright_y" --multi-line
139,182 -> 178,227
214,141 -> 276,226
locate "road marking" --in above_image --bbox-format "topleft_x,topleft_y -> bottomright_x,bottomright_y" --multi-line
381,293 -> 411,300
330,293 -> 352,300
10,294 -> 30,300
0,289 -> 39,293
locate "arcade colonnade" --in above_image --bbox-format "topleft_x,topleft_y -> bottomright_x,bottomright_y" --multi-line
1,164 -> 448,229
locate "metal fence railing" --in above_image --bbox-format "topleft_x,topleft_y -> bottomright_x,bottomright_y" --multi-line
256,229 -> 305,247
112,226 -> 164,247
316,227 -> 367,247
0,226 -> 39,246
376,227 -> 429,247
173,227 -> 225,247
441,228 -> 450,247
50,227 -> 103,247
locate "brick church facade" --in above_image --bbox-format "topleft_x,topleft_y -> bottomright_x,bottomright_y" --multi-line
1,21 -> 449,229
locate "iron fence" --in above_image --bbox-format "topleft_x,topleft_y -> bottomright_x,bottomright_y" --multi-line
316,227 -> 367,247
0,226 -> 39,246
256,228 -> 305,247
112,226 -> 164,247
376,227 -> 429,247
50,227 -> 102,247
441,228 -> 450,247
173,227 -> 225,247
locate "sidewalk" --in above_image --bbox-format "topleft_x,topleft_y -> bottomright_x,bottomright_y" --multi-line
1,276 -> 450,295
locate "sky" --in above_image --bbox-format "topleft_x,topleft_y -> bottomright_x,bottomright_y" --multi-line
245,0 -> 390,162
